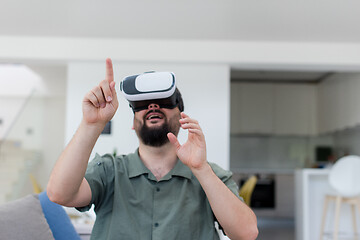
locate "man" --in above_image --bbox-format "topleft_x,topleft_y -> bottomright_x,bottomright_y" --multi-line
47,58 -> 258,240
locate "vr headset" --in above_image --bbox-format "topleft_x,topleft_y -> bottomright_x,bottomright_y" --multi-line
120,71 -> 183,112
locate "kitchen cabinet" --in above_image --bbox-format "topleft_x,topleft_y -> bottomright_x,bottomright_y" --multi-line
231,83 -> 274,134
273,84 -> 317,135
318,73 -> 360,133
319,77 -> 348,132
349,78 -> 360,127
231,82 -> 317,135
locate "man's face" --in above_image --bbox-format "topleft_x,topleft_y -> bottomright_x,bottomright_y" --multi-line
133,103 -> 181,147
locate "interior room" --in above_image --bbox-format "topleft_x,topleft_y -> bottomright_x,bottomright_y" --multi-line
230,70 -> 360,239
1,1 -> 360,240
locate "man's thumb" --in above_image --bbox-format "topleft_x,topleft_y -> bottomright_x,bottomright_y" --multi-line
167,133 -> 181,150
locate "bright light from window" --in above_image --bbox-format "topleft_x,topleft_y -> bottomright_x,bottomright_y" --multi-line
0,64 -> 45,96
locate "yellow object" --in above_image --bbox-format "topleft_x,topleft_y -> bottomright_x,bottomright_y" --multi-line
29,174 -> 42,194
239,175 -> 257,206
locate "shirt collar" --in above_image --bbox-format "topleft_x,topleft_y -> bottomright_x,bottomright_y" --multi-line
167,158 -> 192,180
127,149 -> 150,179
127,149 -> 192,180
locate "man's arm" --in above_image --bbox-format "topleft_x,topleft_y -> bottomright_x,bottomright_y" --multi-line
191,164 -> 258,240
47,58 -> 118,207
167,112 -> 258,240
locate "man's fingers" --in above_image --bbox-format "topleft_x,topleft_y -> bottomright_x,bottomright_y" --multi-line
180,113 -> 198,124
181,112 -> 189,119
180,117 -> 198,123
188,129 -> 204,137
179,112 -> 205,139
91,86 -> 106,108
105,58 -> 114,83
104,58 -> 117,104
180,118 -> 200,126
110,81 -> 117,99
181,123 -> 201,130
185,126 -> 205,141
110,81 -> 119,106
167,133 -> 181,150
85,91 -> 100,108
180,113 -> 201,131
100,79 -> 113,103
89,76 -> 117,110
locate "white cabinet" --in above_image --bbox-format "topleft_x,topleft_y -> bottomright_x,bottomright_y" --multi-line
273,84 -> 317,135
318,73 -> 360,133
231,83 -> 274,134
349,78 -> 360,127
231,82 -> 317,135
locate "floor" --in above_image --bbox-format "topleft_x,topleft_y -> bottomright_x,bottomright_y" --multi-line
257,217 -> 295,240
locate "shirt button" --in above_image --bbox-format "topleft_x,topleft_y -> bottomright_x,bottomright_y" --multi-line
154,223 -> 159,227
156,187 -> 160,192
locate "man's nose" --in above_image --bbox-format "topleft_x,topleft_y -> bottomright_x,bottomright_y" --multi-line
148,103 -> 160,110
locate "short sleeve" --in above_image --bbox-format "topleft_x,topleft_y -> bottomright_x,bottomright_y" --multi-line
76,153 -> 115,212
208,162 -> 243,201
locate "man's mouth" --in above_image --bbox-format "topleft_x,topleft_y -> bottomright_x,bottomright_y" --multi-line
145,111 -> 165,122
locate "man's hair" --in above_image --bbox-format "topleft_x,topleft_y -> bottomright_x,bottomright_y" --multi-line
175,88 -> 184,112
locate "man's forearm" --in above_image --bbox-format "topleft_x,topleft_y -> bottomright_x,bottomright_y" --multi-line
47,120 -> 105,205
192,164 -> 258,240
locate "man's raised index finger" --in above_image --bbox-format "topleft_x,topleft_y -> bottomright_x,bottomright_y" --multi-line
106,58 -> 114,82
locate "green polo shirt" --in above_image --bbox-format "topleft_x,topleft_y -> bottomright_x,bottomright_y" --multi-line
77,150 -> 241,240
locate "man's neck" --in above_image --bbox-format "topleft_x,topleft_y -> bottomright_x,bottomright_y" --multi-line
138,142 -> 178,181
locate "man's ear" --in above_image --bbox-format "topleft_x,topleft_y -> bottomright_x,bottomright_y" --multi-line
132,118 -> 136,130
132,116 -> 135,130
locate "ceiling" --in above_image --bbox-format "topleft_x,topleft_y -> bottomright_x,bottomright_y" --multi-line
2,1 -> 360,81
1,1 -> 360,43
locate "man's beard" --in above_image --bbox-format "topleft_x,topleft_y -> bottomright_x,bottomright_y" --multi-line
136,111 -> 180,147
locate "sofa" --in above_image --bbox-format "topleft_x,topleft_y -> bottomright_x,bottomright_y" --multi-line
0,191 -> 86,240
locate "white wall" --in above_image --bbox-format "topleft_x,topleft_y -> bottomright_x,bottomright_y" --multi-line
66,61 -> 231,169
3,36 -> 360,72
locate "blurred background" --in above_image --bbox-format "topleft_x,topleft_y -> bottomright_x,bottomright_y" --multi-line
1,1 -> 360,239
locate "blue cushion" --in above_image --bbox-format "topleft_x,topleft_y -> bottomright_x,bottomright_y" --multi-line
38,191 -> 81,240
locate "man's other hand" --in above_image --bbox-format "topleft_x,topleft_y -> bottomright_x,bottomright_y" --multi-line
167,112 -> 207,170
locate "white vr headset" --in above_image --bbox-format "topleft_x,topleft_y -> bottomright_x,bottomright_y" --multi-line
120,71 -> 183,112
